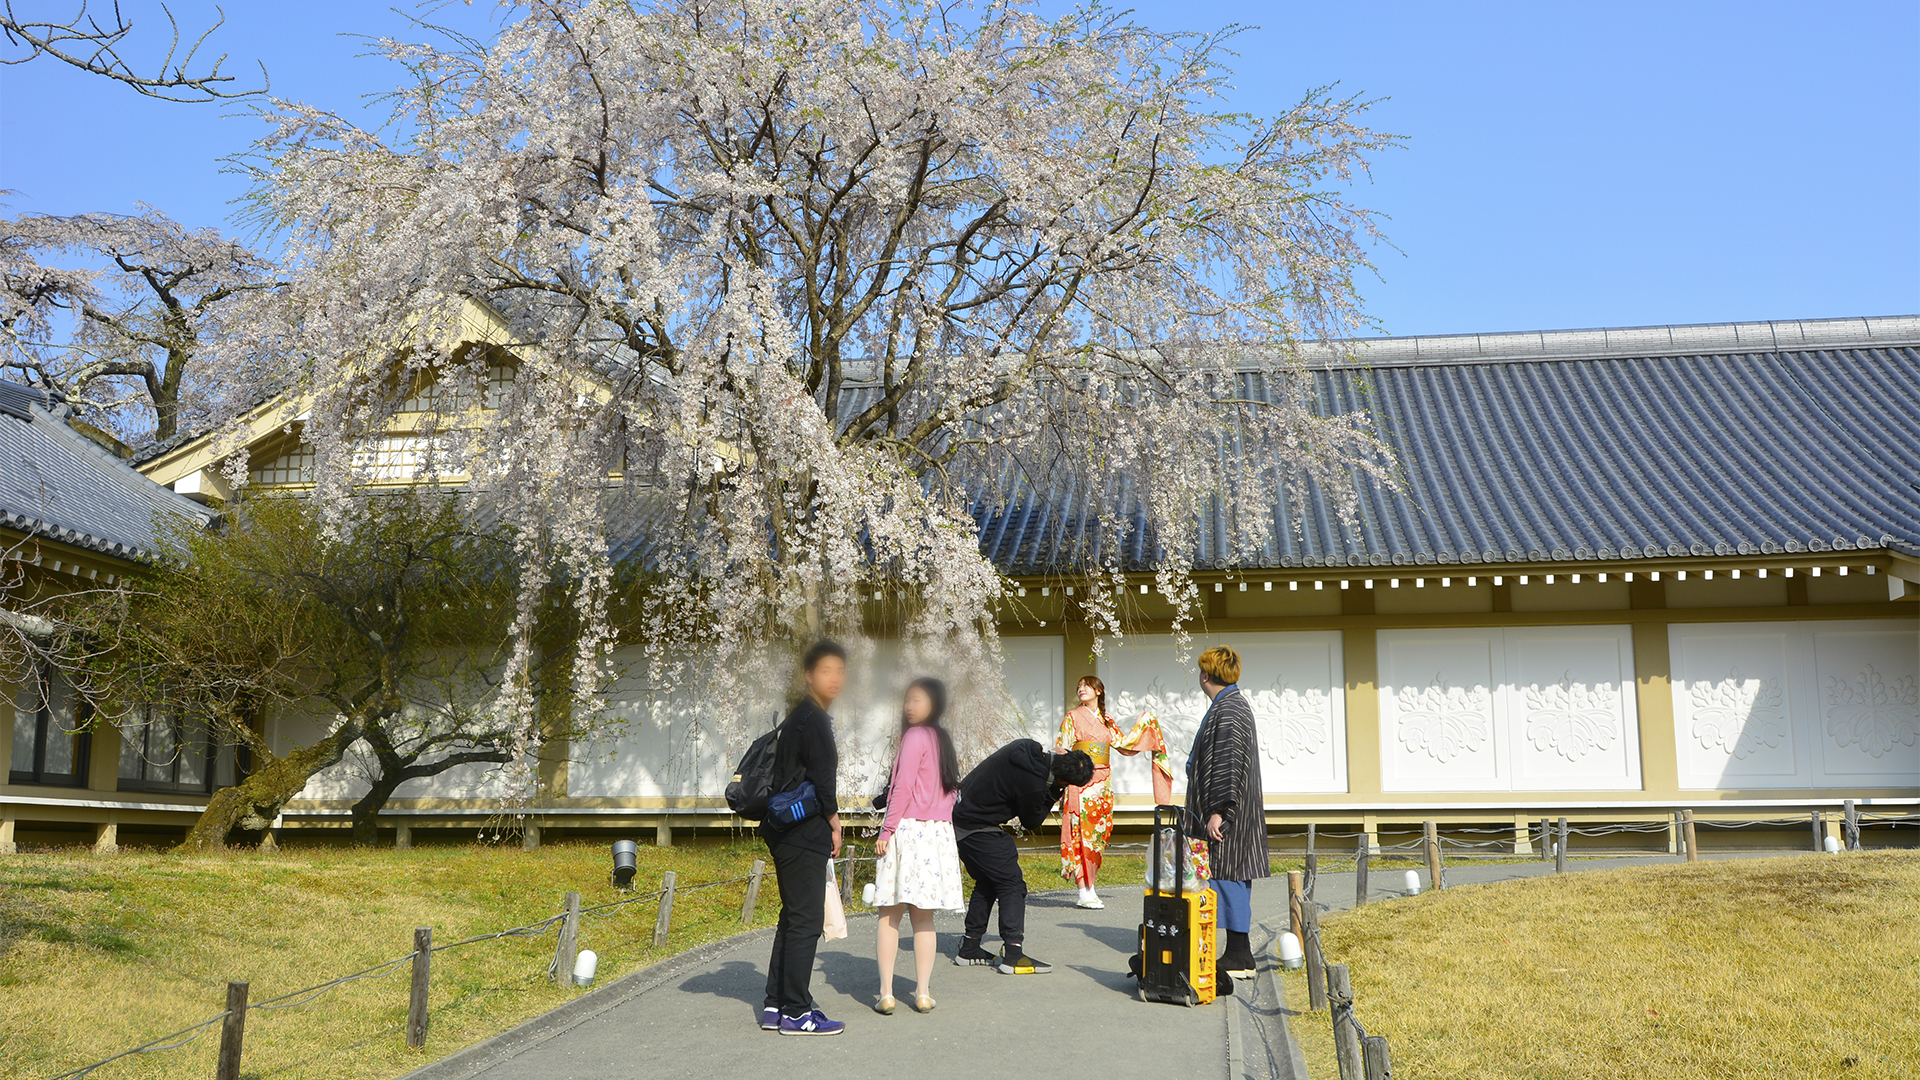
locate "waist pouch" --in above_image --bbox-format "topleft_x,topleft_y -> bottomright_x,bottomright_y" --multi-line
766,780 -> 822,827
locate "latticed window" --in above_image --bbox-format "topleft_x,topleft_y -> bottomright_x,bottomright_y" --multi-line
9,665 -> 89,786
250,445 -> 315,485
116,709 -> 238,794
349,435 -> 455,481
399,357 -> 516,413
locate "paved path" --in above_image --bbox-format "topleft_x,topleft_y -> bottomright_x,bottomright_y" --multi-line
406,889 -> 1290,1080
405,853 -> 1777,1080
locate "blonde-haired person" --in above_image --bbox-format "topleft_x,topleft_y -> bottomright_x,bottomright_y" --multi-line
1054,675 -> 1172,909
1187,645 -> 1268,983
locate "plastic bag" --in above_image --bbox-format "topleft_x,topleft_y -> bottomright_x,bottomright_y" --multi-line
822,860 -> 848,941
1145,827 -> 1211,890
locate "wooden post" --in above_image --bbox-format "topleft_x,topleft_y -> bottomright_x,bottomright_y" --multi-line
522,822 -> 541,852
1354,833 -> 1370,907
395,824 -> 412,850
1423,821 -> 1444,891
1682,810 -> 1698,863
1539,818 -> 1552,862
407,927 -> 431,1048
653,871 -> 677,948
742,859 -> 766,925
1303,905 -> 1327,1011
655,819 -> 674,847
551,891 -> 580,989
1328,963 -> 1364,1080
215,980 -> 248,1080
1362,1034 -> 1394,1079
1810,811 -> 1823,852
1555,817 -> 1569,873
1304,851 -> 1319,901
1306,822 -> 1317,860
1286,870 -> 1305,943
1844,800 -> 1860,851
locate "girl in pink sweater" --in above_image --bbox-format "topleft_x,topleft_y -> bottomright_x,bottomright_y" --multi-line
871,676 -> 963,1016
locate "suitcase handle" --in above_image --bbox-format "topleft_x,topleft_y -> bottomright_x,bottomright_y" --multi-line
1153,803 -> 1187,899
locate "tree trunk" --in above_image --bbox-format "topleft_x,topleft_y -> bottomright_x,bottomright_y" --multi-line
176,725 -> 357,851
348,771 -> 407,846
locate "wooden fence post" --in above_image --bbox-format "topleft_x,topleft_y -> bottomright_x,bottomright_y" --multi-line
552,891 -> 580,989
1327,963 -> 1364,1080
407,927 -> 431,1048
1287,871 -> 1305,943
1362,1034 -> 1394,1080
1423,821 -> 1444,891
1555,817 -> 1569,873
1304,851 -> 1319,901
1306,822 -> 1317,861
742,859 -> 766,925
1539,818 -> 1552,862
1844,799 -> 1860,851
1682,810 -> 1698,863
1303,905 -> 1327,1011
1810,811 -> 1823,852
215,980 -> 248,1080
653,871 -> 677,948
1354,833 -> 1369,907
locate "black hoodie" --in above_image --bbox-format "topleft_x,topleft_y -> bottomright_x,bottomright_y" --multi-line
952,739 -> 1059,832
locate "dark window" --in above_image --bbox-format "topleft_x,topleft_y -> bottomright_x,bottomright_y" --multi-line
117,709 -> 237,795
9,666 -> 90,786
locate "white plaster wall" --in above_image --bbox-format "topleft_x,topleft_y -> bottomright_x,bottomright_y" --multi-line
1093,631 -> 1348,798
276,703 -> 515,802
1378,626 -> 1641,793
1671,618 -> 1920,790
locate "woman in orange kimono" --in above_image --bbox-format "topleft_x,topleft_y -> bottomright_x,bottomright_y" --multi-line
1055,675 -> 1173,909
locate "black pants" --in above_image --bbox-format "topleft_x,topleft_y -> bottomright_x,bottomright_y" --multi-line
764,838 -> 828,1016
957,829 -> 1025,946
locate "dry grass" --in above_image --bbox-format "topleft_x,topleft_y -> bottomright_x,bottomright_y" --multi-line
0,837 -> 1161,1080
1278,852 -> 1920,1079
0,840 -> 786,1080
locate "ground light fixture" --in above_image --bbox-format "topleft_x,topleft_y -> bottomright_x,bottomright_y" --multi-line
612,839 -> 639,887
1824,836 -> 1842,854
1277,932 -> 1304,971
573,949 -> 599,987
1404,870 -> 1422,896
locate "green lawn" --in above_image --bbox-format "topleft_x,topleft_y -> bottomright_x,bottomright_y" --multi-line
1278,852 -> 1920,1080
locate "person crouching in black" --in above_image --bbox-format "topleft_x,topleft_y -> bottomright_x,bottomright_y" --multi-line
949,739 -> 1095,975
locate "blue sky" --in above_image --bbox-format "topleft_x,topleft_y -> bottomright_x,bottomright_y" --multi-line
3,0 -> 1914,337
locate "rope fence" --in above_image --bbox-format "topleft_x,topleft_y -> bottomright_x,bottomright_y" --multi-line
42,858 -> 782,1080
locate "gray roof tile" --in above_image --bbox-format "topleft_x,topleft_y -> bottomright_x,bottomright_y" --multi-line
0,380 -> 214,561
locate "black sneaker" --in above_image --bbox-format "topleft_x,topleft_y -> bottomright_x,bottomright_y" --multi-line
998,948 -> 1052,974
953,939 -> 995,966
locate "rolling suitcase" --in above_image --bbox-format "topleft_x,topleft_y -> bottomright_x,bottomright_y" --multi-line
1136,804 -> 1217,1006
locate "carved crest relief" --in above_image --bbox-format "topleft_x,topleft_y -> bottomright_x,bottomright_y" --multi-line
1395,677 -> 1492,763
1824,665 -> 1920,759
1245,678 -> 1331,765
1521,673 -> 1620,762
1688,667 -> 1787,760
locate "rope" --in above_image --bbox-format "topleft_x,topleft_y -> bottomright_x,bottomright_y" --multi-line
45,1012 -> 231,1080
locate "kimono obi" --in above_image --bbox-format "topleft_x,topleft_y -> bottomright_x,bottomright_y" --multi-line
1072,739 -> 1110,765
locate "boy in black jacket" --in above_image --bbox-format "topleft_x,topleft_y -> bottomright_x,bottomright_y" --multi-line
758,641 -> 846,1036
950,739 -> 1094,974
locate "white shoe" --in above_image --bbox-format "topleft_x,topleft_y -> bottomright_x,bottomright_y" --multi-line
1075,888 -> 1105,910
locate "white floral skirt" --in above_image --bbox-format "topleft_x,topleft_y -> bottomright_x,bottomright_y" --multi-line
872,818 -> 965,911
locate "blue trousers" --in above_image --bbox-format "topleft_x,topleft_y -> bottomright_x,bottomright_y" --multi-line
1210,879 -> 1253,933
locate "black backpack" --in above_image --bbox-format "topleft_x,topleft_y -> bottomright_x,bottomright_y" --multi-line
726,713 -> 791,820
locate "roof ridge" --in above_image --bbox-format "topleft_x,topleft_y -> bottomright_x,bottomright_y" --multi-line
1297,314 -> 1920,368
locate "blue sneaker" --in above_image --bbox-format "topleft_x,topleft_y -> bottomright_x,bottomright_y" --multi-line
760,1007 -> 781,1031
779,1009 -> 846,1036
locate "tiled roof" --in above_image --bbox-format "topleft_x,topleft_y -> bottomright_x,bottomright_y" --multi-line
974,318 -> 1920,573
0,380 -> 214,561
